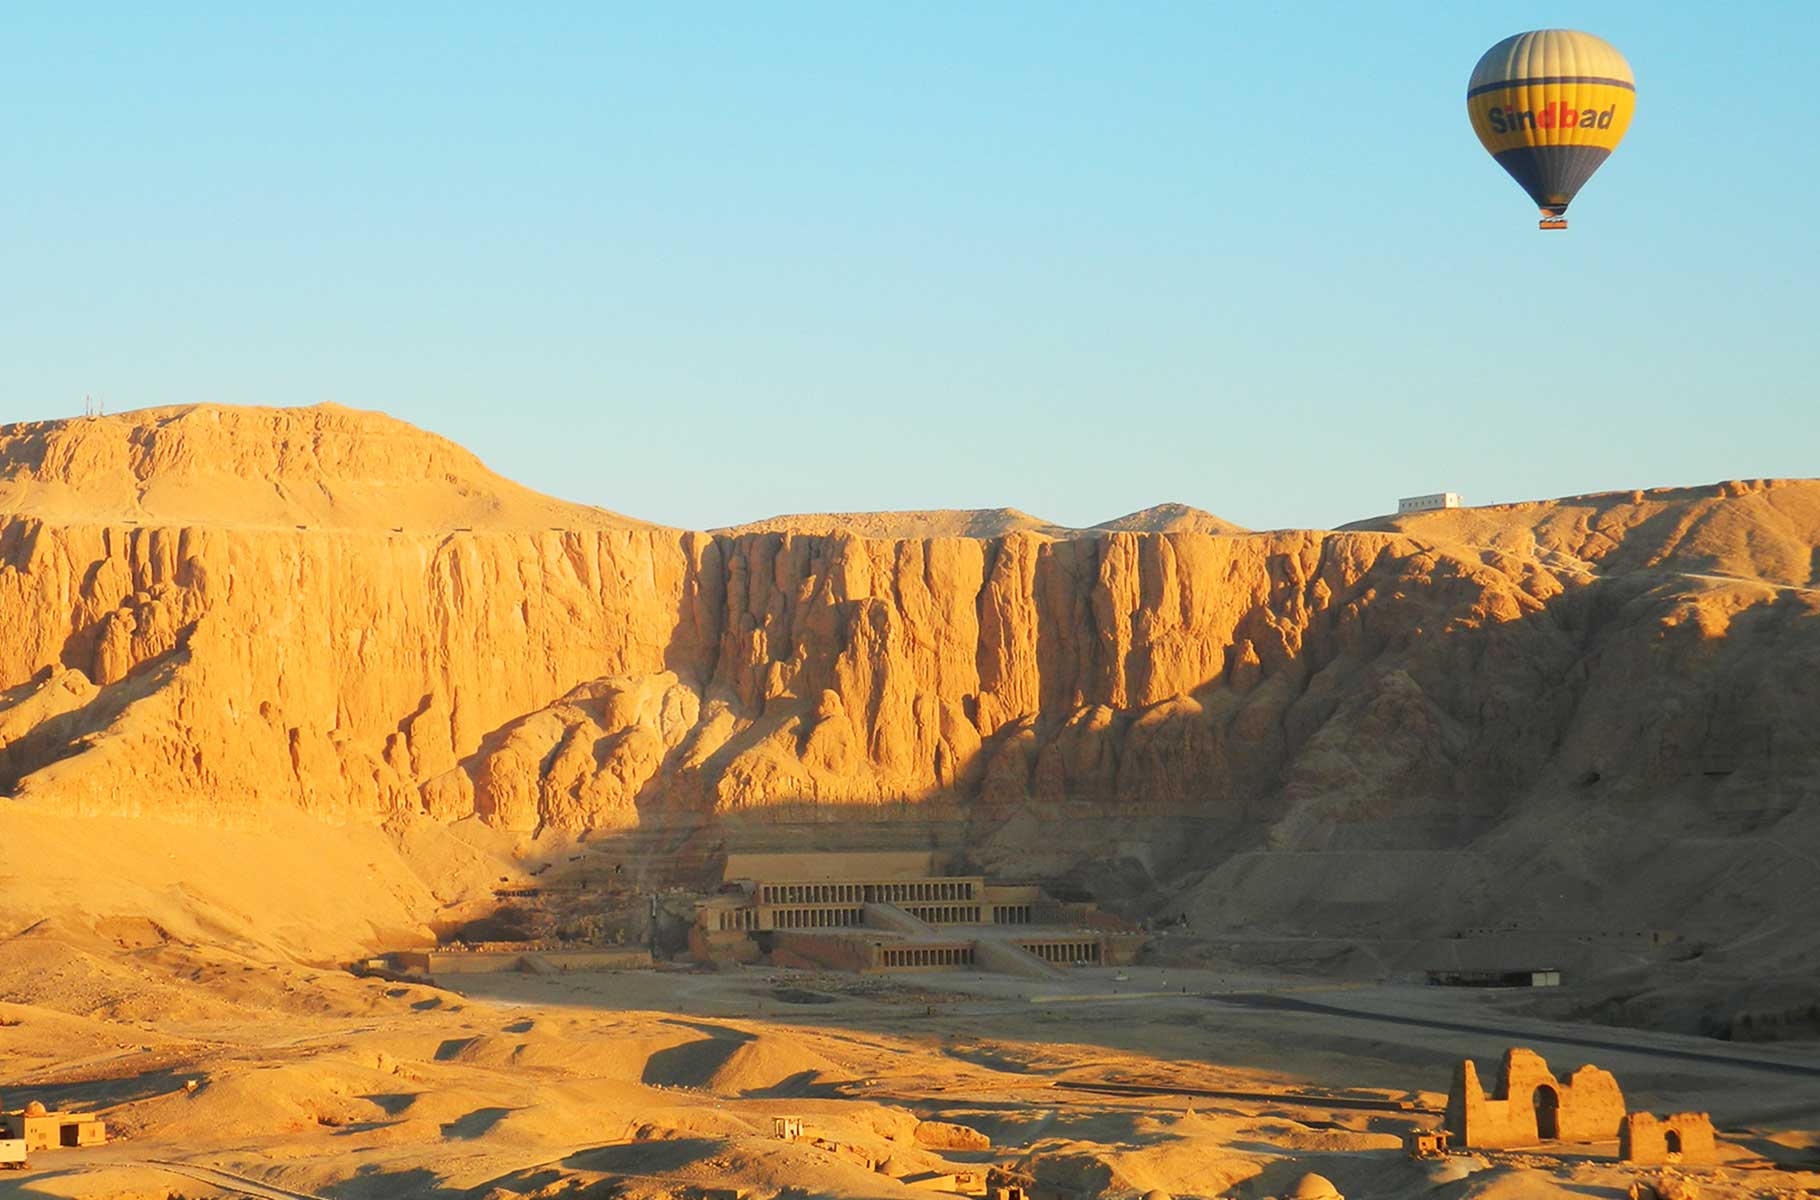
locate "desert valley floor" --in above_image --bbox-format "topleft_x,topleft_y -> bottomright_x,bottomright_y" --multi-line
3,931 -> 1819,1200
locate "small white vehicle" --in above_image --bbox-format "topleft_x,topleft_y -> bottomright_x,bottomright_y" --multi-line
0,1136 -> 27,1169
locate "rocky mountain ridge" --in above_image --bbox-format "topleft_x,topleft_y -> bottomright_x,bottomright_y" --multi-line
717,502 -> 1246,540
0,404 -> 1815,1031
0,403 -> 648,531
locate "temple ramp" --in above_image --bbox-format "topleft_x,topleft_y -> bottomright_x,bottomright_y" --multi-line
973,933 -> 1066,980
863,902 -> 938,936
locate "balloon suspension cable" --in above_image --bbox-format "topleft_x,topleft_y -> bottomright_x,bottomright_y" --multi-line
1538,206 -> 1568,231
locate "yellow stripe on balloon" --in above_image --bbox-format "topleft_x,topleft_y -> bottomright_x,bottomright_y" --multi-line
1467,83 -> 1634,155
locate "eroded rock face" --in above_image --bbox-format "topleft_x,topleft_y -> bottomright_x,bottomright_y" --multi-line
0,515 -> 704,824
1,407 -> 1817,949
0,516 -> 1481,833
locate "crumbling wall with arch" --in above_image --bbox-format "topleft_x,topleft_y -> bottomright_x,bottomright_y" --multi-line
1621,1111 -> 1716,1164
1445,1048 -> 1627,1148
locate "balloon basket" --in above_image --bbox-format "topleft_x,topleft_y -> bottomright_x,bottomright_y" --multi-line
1538,207 -> 1568,231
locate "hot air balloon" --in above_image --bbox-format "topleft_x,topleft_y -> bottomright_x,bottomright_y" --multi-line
1467,30 -> 1634,230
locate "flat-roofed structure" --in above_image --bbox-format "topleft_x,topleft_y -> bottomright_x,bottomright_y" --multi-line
701,852 -> 974,934
1,1106 -> 106,1151
1427,967 -> 1561,988
690,851 -> 1140,974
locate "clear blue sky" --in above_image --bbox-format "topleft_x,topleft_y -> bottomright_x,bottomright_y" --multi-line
4,3 -> 1815,530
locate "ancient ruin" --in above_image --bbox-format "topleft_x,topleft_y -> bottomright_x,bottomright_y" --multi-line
689,851 -> 1142,976
1444,1048 -> 1627,1148
1621,1111 -> 1718,1164
1402,1128 -> 1450,1159
1444,1048 -> 1734,1171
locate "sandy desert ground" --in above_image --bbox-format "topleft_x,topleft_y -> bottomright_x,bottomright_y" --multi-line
3,929 -> 1818,1200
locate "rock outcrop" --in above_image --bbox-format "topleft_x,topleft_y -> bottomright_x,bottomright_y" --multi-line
1,405 -> 1817,1006
718,502 -> 1246,540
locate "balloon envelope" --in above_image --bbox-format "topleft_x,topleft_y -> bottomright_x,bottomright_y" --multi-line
1467,30 -> 1634,227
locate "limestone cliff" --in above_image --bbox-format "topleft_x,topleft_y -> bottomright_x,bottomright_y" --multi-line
1,405 -> 1816,1016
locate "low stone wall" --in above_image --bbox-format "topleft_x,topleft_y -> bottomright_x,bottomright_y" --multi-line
535,948 -> 654,970
690,926 -> 762,965
425,951 -> 534,975
770,932 -> 879,973
1102,933 -> 1147,966
426,947 -> 655,975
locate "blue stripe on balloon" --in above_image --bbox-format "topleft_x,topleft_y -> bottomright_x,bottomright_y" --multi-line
1467,76 -> 1636,99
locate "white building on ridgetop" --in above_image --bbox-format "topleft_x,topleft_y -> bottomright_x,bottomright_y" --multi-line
1398,492 -> 1462,514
